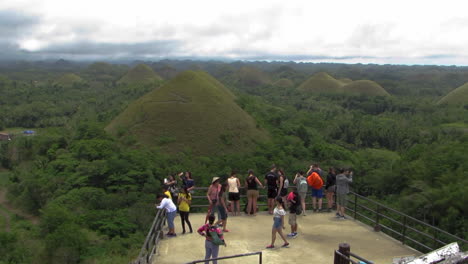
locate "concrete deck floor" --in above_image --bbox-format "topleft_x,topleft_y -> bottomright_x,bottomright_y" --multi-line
154,211 -> 420,264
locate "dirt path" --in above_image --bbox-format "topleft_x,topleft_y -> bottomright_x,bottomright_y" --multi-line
0,188 -> 39,227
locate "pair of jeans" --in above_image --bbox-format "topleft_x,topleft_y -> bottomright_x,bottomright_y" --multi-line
204,240 -> 220,264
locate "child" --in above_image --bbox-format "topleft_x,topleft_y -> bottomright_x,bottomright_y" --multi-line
266,196 -> 289,248
287,190 -> 300,238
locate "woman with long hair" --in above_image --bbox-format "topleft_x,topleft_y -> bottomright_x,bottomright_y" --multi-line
325,167 -> 337,212
206,177 -> 221,223
178,187 -> 193,234
266,196 -> 289,248
245,169 -> 263,216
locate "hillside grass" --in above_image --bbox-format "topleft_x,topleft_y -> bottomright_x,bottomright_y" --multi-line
106,70 -> 269,155
438,82 -> 468,105
342,80 -> 390,96
117,64 -> 162,85
298,72 -> 344,93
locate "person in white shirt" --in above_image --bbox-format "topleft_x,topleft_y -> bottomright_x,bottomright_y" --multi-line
156,194 -> 178,236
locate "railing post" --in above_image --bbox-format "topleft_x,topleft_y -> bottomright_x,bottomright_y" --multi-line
334,243 -> 350,264
374,205 -> 381,232
259,251 -> 262,264
401,216 -> 407,245
353,194 -> 357,220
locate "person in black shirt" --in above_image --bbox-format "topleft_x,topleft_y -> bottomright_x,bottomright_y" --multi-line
264,164 -> 279,215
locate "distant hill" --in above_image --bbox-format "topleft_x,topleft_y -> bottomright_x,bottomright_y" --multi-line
297,72 -> 344,93
342,80 -> 390,96
274,78 -> 294,88
339,78 -> 353,84
237,66 -> 271,87
106,70 -> 269,155
438,82 -> 468,105
53,73 -> 84,87
118,64 -> 162,85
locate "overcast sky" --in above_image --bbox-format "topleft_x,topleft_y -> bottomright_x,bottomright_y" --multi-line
1,0 -> 468,65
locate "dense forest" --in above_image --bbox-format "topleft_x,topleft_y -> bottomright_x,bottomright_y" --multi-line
0,60 -> 467,263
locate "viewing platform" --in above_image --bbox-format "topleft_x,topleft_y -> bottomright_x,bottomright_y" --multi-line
154,211 -> 420,264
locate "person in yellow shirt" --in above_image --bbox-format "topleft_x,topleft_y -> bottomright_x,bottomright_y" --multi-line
178,187 -> 193,233
163,186 -> 172,200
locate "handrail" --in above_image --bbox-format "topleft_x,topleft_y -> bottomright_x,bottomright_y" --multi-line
186,251 -> 262,264
132,208 -> 166,264
334,243 -> 374,264
346,191 -> 467,252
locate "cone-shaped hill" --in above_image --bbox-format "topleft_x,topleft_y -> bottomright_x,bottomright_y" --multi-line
106,71 -> 269,155
274,78 -> 294,88
118,64 -> 162,85
298,72 -> 343,93
53,73 -> 85,87
438,82 -> 468,105
237,66 -> 271,87
342,80 -> 390,96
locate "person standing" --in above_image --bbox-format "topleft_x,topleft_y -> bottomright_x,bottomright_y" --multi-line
245,170 -> 263,216
197,215 -> 226,264
206,177 -> 221,223
287,190 -> 300,238
278,169 -> 288,205
293,171 -> 308,216
156,193 -> 177,236
307,164 -> 324,212
325,167 -> 337,212
266,197 -> 289,249
179,171 -> 195,194
178,187 -> 193,234
265,164 -> 279,215
227,171 -> 241,216
215,183 -> 230,232
336,168 -> 353,219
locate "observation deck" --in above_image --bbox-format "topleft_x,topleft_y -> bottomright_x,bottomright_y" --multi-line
154,211 -> 419,264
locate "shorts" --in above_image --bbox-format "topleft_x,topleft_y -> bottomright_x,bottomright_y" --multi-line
326,185 -> 336,193
228,192 -> 240,201
337,193 -> 347,206
298,191 -> 307,200
289,213 -> 297,226
247,189 -> 259,199
166,210 -> 176,229
273,217 -> 282,229
267,188 -> 278,199
217,204 -> 228,220
280,188 -> 288,197
311,188 -> 323,198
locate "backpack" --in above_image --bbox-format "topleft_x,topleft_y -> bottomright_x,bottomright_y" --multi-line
298,177 -> 308,193
307,172 -> 323,189
208,226 -> 225,246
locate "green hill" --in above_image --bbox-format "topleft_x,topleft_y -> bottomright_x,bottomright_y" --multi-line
342,80 -> 390,96
117,64 -> 162,85
237,66 -> 271,87
53,73 -> 84,87
297,72 -> 344,93
438,82 -> 468,105
339,78 -> 353,84
274,78 -> 294,88
106,70 -> 269,155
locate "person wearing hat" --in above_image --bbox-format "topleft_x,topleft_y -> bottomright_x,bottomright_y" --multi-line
205,177 -> 221,223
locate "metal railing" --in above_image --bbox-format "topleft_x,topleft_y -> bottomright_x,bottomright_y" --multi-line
132,208 -> 166,264
186,251 -> 262,264
345,191 -> 468,253
334,243 -> 374,264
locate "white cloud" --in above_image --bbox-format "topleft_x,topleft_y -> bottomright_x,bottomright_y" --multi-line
1,0 -> 468,64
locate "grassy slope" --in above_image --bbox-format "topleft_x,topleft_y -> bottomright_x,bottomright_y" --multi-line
438,82 -> 468,105
274,78 -> 294,88
297,72 -> 344,93
342,80 -> 391,96
118,64 -> 162,85
106,70 -> 269,155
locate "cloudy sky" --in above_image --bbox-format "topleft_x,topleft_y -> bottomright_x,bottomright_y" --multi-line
1,0 -> 468,65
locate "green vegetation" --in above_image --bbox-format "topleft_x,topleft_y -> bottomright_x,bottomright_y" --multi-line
438,82 -> 468,106
106,70 -> 269,155
342,80 -> 390,96
0,59 -> 467,263
117,64 -> 162,85
298,72 -> 344,93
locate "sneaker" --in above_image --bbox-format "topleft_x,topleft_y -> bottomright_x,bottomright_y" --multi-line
266,244 -> 274,249
335,212 -> 341,218
287,233 -> 294,237
167,233 -> 177,237
313,208 -> 318,212
341,215 -> 347,220
282,242 -> 290,247
302,212 -> 307,216
292,233 -> 298,239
